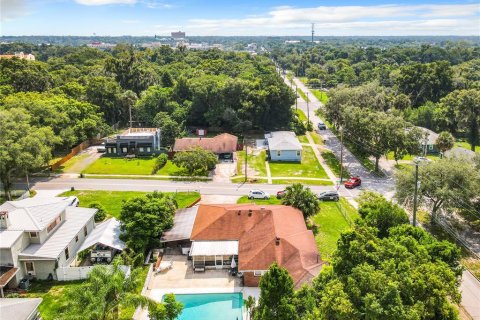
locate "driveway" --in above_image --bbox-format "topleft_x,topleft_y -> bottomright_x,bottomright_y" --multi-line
212,160 -> 236,183
60,146 -> 102,174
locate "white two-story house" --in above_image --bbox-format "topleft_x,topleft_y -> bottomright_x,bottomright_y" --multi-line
0,196 -> 96,296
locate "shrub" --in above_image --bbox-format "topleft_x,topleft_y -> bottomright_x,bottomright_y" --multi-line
152,153 -> 168,174
89,202 -> 107,222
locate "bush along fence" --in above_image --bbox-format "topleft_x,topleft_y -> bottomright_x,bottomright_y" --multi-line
50,139 -> 102,171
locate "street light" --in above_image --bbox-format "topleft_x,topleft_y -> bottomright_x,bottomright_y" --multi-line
412,156 -> 430,227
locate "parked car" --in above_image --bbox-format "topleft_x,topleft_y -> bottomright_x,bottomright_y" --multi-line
248,190 -> 270,200
276,190 -> 286,199
97,142 -> 106,153
344,177 -> 361,189
318,191 -> 339,201
318,121 -> 327,130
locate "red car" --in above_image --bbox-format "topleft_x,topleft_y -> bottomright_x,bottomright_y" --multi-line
344,177 -> 361,189
276,190 -> 286,199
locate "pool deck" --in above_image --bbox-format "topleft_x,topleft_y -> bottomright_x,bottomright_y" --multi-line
141,254 -> 260,320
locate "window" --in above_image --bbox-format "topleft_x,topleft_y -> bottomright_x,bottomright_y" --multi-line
25,262 -> 35,275
65,247 -> 70,260
277,151 -> 281,157
139,147 -> 144,152
75,235 -> 79,243
29,232 -> 38,238
296,150 -> 301,156
122,147 -> 127,153
83,226 -> 88,237
253,270 -> 264,277
428,145 -> 433,150
113,147 -> 117,154
47,217 -> 61,233
146,147 -> 151,152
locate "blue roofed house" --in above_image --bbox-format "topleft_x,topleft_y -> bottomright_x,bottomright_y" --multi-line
265,131 -> 302,162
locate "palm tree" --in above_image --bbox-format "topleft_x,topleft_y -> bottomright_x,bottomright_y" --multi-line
244,295 -> 256,320
435,131 -> 455,157
64,259 -> 152,320
281,183 -> 320,218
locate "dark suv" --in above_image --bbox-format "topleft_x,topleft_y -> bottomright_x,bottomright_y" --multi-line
318,191 -> 339,201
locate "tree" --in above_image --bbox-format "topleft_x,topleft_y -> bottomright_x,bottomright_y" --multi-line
65,259 -> 152,320
254,263 -> 297,320
436,131 -> 455,155
161,71 -> 174,87
88,202 -> 107,222
441,89 -> 480,151
357,191 -> 409,238
148,293 -> 183,320
395,157 -> 478,217
244,295 -> 256,320
153,112 -> 180,147
0,109 -> 58,200
172,148 -> 217,176
281,183 -> 320,219
119,192 -> 177,252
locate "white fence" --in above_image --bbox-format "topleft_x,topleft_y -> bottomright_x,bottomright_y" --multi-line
56,265 -> 131,281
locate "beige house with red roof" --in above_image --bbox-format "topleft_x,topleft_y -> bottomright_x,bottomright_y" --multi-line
161,204 -> 323,288
173,133 -> 238,159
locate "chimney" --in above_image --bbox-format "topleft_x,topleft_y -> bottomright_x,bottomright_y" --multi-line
275,237 -> 280,246
0,211 -> 11,229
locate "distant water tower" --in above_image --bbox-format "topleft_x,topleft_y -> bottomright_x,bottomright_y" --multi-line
311,23 -> 315,43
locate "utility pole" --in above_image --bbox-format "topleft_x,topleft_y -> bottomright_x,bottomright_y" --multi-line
129,104 -> 133,128
244,138 -> 248,182
339,127 -> 344,183
295,86 -> 298,111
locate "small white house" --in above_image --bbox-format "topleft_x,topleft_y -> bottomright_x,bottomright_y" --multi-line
265,131 -> 302,162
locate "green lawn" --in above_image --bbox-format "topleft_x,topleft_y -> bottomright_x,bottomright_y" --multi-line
298,135 -> 309,143
454,141 -> 480,153
309,132 -> 323,145
83,157 -> 185,176
269,146 -> 329,179
21,266 -> 149,320
237,195 -> 282,205
321,151 -> 350,179
297,87 -> 310,102
60,190 -> 200,219
296,109 -> 308,122
236,150 -> 267,176
298,77 -> 308,84
312,198 -> 359,260
55,154 -> 90,173
311,89 -> 329,104
231,177 -> 268,183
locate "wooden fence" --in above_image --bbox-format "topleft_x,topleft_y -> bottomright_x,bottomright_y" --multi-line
50,139 -> 102,171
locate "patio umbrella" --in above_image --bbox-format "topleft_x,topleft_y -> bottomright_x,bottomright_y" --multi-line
231,256 -> 236,269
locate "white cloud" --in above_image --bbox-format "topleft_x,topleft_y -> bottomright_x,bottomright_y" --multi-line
186,3 -> 480,35
0,0 -> 28,21
75,0 -> 136,5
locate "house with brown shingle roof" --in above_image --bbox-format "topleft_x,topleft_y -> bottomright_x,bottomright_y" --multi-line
173,133 -> 238,159
163,204 -> 323,288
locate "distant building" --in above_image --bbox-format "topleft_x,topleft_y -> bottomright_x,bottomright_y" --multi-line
87,42 -> 116,50
265,131 -> 302,162
105,128 -> 161,156
417,127 -> 439,154
0,52 -> 35,61
171,31 -> 186,39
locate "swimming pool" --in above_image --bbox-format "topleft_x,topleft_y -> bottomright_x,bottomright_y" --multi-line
165,292 -> 243,320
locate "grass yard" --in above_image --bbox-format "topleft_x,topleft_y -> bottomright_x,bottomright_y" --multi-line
55,153 -> 90,173
60,190 -> 200,219
454,141 -> 480,153
21,266 -> 149,320
311,89 -> 329,104
297,87 -> 310,102
236,150 -> 267,176
312,198 -> 359,260
231,177 -> 268,184
269,146 -> 328,179
83,157 -> 185,176
237,195 -> 282,205
309,132 -> 323,145
321,151 -> 350,179
298,135 -> 309,143
296,109 -> 308,122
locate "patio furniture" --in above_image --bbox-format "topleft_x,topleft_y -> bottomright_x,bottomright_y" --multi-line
155,260 -> 173,273
194,267 -> 205,273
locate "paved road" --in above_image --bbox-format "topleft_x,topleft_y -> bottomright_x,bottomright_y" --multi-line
461,271 -> 480,320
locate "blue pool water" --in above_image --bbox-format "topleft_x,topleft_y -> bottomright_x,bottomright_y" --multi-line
166,292 -> 243,320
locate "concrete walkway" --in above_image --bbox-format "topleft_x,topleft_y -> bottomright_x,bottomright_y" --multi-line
306,132 -> 337,184
265,161 -> 272,184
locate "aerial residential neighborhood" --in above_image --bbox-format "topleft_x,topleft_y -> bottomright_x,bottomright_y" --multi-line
0,1 -> 479,320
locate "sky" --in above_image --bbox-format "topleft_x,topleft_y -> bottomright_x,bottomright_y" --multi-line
1,0 -> 479,36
